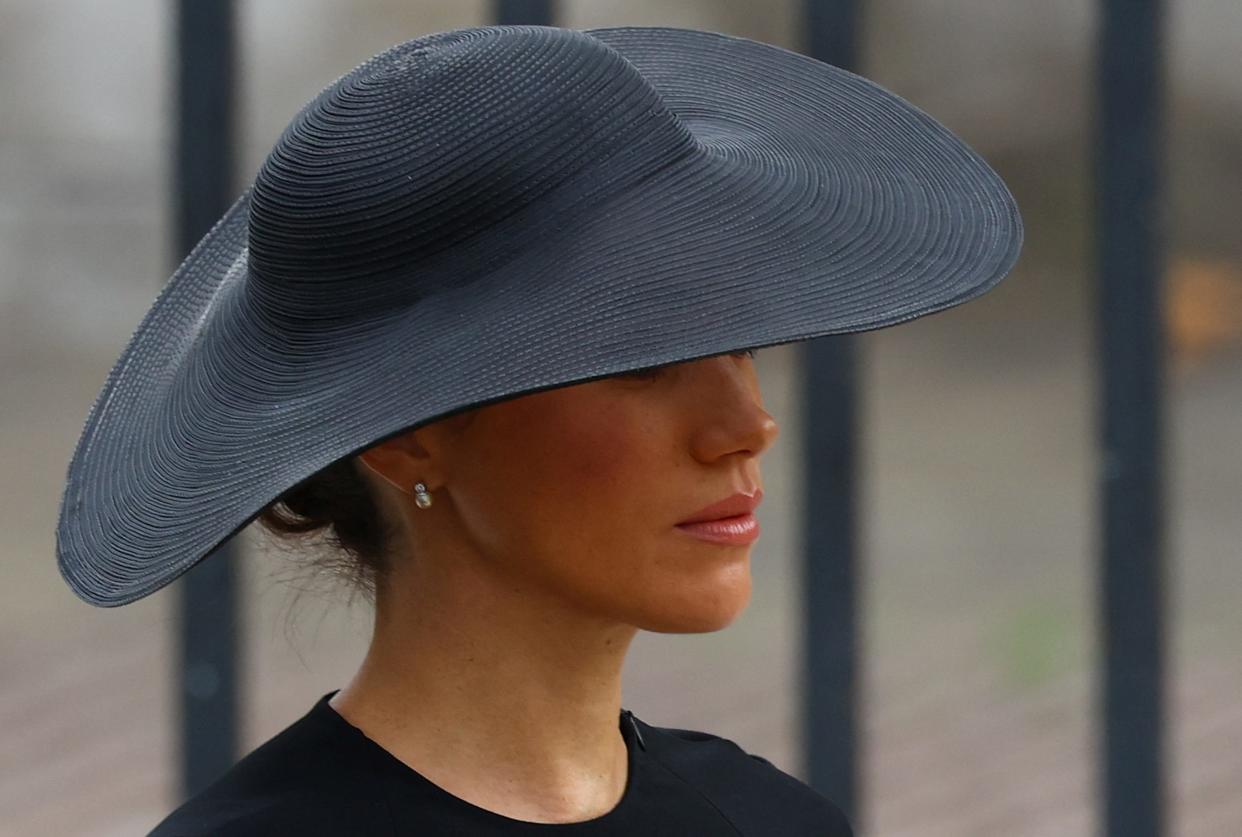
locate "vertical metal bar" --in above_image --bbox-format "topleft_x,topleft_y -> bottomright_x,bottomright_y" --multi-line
494,0 -> 555,26
174,0 -> 240,800
800,337 -> 860,820
1095,0 -> 1167,835
800,1 -> 862,825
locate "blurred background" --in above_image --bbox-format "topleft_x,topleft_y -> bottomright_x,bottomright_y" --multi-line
2,1 -> 1239,835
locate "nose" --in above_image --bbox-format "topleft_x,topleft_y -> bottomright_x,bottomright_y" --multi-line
689,357 -> 780,460
739,404 -> 780,456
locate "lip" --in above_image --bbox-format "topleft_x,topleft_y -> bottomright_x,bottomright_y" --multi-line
675,513 -> 760,546
676,489 -> 763,525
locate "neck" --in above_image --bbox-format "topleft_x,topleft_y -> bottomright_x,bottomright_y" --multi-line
329,547 -> 639,823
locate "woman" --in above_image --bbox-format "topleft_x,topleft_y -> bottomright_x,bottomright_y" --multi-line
56,23 -> 1022,835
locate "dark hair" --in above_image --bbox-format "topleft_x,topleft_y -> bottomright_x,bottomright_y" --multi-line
254,456 -> 399,602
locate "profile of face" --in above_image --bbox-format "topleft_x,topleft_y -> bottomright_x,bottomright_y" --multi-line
359,350 -> 779,635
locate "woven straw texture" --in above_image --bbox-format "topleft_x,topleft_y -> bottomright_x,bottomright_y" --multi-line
56,25 -> 1022,606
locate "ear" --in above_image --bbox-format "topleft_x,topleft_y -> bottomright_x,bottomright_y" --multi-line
355,432 -> 426,494
354,448 -> 401,493
355,411 -> 476,493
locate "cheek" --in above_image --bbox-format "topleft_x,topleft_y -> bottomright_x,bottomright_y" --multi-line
455,398 -> 661,561
530,410 -> 656,537
555,423 -> 642,496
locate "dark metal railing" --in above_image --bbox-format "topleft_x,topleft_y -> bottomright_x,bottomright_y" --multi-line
799,3 -> 864,827
174,0 -> 241,800
1095,1 -> 1168,835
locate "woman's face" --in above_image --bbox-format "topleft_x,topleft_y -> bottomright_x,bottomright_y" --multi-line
379,350 -> 779,634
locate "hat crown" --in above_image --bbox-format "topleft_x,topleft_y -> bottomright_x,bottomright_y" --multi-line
246,26 -> 697,299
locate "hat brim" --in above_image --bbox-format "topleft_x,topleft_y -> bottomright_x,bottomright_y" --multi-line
57,26 -> 1022,606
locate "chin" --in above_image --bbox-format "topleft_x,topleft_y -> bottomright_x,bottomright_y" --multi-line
639,580 -> 753,634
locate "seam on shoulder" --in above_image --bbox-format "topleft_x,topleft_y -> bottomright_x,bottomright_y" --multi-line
643,751 -> 747,837
745,750 -> 855,837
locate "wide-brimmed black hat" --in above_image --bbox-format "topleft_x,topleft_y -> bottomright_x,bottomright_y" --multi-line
56,24 -> 1022,607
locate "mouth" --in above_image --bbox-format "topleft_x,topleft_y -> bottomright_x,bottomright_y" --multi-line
674,513 -> 760,546
676,488 -> 763,526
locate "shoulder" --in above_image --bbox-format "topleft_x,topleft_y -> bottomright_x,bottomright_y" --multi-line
145,707 -> 388,836
147,800 -> 331,837
633,717 -> 854,837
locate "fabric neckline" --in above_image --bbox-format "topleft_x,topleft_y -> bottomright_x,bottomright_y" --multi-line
308,689 -> 644,830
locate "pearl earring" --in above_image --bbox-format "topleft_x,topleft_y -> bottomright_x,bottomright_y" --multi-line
413,481 -> 433,509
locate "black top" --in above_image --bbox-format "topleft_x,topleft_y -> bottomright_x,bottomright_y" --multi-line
147,691 -> 852,836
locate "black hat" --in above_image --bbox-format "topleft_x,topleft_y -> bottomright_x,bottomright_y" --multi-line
56,24 -> 1022,607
